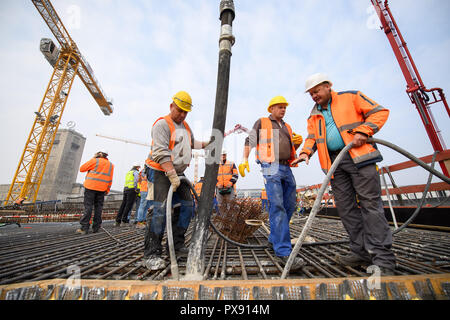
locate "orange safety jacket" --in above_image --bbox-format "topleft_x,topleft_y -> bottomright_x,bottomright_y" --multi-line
256,117 -> 297,167
216,161 -> 238,189
145,115 -> 192,172
194,181 -> 203,197
301,90 -> 389,174
139,171 -> 148,192
80,157 -> 114,193
261,190 -> 267,200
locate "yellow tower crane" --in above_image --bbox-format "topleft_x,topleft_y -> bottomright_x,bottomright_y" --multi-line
4,0 -> 113,206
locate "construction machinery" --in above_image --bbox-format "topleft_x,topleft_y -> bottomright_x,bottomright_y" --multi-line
372,0 -> 450,177
4,0 -> 113,206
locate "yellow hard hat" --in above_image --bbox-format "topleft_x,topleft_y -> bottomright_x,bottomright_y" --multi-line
172,91 -> 193,112
267,95 -> 289,113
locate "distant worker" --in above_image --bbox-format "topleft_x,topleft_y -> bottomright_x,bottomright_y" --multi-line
216,150 -> 239,207
293,73 -> 396,276
194,176 -> 205,199
238,95 -> 305,270
143,91 -> 210,270
135,167 -> 153,229
115,162 -> 141,226
260,188 -> 268,212
77,149 -> 114,234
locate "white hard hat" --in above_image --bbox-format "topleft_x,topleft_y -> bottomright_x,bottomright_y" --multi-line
98,149 -> 108,155
304,73 -> 332,93
221,149 -> 227,155
133,161 -> 141,167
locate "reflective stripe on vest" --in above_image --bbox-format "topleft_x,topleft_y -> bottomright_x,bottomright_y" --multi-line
216,161 -> 235,188
146,115 -> 192,172
84,158 -> 113,191
124,170 -> 135,189
256,117 -> 297,167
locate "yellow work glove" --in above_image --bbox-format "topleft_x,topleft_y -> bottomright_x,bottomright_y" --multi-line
238,160 -> 250,177
166,169 -> 180,191
292,132 -> 303,146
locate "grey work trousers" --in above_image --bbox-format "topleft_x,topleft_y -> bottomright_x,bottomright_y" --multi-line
330,151 -> 396,269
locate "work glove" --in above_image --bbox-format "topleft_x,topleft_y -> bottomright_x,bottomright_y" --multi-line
292,132 -> 303,146
238,160 -> 250,177
166,169 -> 180,192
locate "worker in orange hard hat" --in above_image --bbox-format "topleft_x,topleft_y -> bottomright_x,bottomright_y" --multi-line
293,73 -> 395,276
77,149 -> 114,235
238,95 -> 305,271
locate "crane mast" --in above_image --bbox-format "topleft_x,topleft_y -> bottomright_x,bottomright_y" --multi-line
4,0 -> 113,205
372,0 -> 450,177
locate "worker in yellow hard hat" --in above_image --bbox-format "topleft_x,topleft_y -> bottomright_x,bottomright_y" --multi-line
238,95 -> 305,271
143,90 -> 210,271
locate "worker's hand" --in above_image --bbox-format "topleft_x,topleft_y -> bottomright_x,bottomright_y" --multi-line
225,181 -> 233,188
351,133 -> 368,148
291,153 -> 309,166
166,169 -> 180,192
238,160 -> 250,177
292,132 -> 303,146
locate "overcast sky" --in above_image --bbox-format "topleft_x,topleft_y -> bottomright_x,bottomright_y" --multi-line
0,0 -> 449,194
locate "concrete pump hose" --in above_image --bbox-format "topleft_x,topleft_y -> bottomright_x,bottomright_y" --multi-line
281,138 -> 450,279
165,183 -> 179,280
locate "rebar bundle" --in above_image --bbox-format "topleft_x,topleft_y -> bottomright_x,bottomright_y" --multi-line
212,198 -> 268,243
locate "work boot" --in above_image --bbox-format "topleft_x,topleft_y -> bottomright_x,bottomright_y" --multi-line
176,245 -> 189,256
143,255 -> 166,271
76,228 -> 87,235
276,256 -> 306,271
336,252 -> 371,267
135,222 -> 146,229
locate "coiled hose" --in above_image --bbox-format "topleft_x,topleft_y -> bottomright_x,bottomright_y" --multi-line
281,138 -> 450,278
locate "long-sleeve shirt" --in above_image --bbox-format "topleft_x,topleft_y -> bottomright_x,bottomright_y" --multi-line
150,118 -> 203,174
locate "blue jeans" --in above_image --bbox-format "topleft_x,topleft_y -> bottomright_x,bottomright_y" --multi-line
135,191 -> 153,222
261,163 -> 297,257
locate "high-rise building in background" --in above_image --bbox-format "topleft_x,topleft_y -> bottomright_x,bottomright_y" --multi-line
38,129 -> 86,201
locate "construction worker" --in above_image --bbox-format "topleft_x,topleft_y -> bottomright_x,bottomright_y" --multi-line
260,188 -> 268,212
77,149 -> 114,234
135,166 -> 153,228
115,162 -> 141,226
194,176 -> 205,199
216,149 -> 239,207
238,95 -> 305,270
143,91 -> 210,271
293,73 -> 396,276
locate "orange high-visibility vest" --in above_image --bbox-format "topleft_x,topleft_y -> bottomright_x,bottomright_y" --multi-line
145,115 -> 192,172
261,190 -> 267,200
139,171 -> 148,192
194,181 -> 203,197
216,161 -> 237,189
80,157 -> 114,193
256,117 -> 297,167
301,90 -> 389,174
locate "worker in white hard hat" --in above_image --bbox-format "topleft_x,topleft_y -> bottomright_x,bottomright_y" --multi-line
142,91 -> 211,271
115,162 -> 141,226
77,149 -> 114,234
292,73 -> 396,276
238,95 -> 305,271
216,149 -> 239,207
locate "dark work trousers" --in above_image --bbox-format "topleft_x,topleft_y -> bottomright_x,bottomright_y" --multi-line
116,188 -> 137,223
144,170 -> 193,258
80,188 -> 105,232
329,151 -> 396,270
